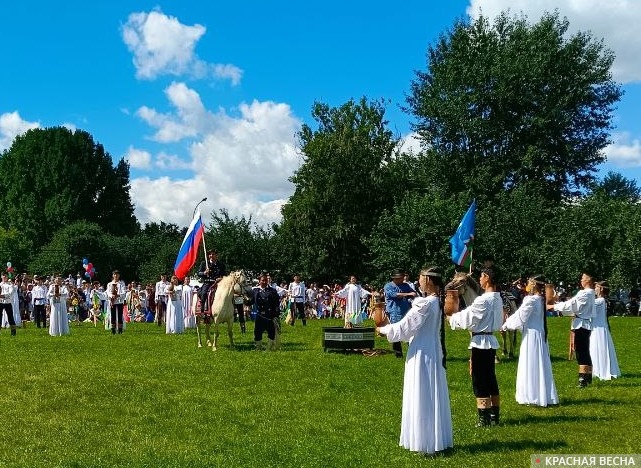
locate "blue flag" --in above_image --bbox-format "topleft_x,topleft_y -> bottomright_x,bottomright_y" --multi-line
450,200 -> 476,268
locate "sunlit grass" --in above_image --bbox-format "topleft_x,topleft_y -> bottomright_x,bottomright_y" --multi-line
0,316 -> 639,467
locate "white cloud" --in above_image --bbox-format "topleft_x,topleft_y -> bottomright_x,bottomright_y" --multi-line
398,132 -> 423,155
122,9 -> 243,84
213,64 -> 243,86
136,81 -> 216,142
124,146 -> 152,169
130,90 -> 302,228
155,152 -> 192,170
604,133 -> 641,167
467,0 -> 641,83
0,111 -> 40,151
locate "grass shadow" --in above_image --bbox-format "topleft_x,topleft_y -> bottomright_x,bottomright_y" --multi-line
502,414 -> 599,426
560,397 -> 622,406
460,439 -> 568,454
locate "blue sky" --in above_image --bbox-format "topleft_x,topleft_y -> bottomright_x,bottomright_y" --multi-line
2,0 -> 640,229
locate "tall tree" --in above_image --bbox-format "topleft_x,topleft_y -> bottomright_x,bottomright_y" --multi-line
590,171 -> 641,202
205,209 -> 274,273
406,12 -> 622,204
275,98 -> 401,282
0,127 -> 139,251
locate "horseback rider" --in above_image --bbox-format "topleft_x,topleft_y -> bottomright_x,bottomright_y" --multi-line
197,250 -> 226,324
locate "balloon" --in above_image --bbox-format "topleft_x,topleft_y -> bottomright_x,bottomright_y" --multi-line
7,266 -> 13,272
82,258 -> 88,265
85,272 -> 91,278
6,262 -> 11,268
87,263 -> 93,270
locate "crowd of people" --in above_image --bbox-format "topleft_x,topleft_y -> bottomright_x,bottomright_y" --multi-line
0,257 -> 627,456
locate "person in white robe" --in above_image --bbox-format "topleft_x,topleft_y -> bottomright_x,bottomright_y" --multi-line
182,278 -> 195,329
377,267 -> 453,455
334,275 -> 372,327
165,276 -> 184,334
589,281 -> 620,380
48,276 -> 70,336
502,275 -> 558,407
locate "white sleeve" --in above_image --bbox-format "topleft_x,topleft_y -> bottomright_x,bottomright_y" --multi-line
504,296 -> 536,331
449,295 -> 485,331
379,298 -> 433,342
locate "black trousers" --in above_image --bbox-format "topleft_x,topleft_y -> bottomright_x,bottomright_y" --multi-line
290,302 -> 305,324
111,304 -> 124,331
34,304 -> 46,328
471,348 -> 499,398
233,303 -> 245,324
573,328 -> 592,366
0,303 -> 16,327
254,315 -> 276,341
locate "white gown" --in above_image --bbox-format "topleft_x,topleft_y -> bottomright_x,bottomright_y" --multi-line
379,295 -> 453,454
334,283 -> 371,326
503,295 -> 558,406
182,285 -> 196,328
589,297 -> 620,380
165,286 -> 185,334
48,286 -> 70,336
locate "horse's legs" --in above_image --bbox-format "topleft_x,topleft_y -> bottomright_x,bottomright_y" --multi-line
509,330 -> 517,358
212,323 -> 220,351
205,323 -> 212,346
227,320 -> 234,348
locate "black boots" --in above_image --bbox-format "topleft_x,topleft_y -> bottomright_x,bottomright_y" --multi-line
490,406 -> 500,426
240,323 -> 246,334
476,408 -> 492,427
577,373 -> 588,387
10,327 -> 16,336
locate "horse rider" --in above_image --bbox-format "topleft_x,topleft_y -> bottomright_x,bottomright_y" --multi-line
197,250 -> 226,324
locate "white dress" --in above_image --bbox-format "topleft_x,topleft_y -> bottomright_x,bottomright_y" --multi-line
379,295 -> 453,454
589,297 -> 620,380
165,286 -> 185,334
503,295 -> 558,406
48,285 -> 70,336
334,283 -> 371,326
182,285 -> 196,328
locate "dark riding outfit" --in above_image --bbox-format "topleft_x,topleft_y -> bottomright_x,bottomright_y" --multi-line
197,259 -> 225,324
252,284 -> 280,350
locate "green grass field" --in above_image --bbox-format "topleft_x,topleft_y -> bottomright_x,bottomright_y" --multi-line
1,316 -> 639,467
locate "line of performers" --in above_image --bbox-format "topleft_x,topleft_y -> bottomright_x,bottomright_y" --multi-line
376,266 -> 621,456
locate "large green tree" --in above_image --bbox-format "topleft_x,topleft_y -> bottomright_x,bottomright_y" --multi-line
205,209 -> 274,274
0,127 -> 139,251
406,12 -> 623,204
275,98 -> 402,282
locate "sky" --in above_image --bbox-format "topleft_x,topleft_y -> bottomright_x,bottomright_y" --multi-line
2,0 -> 640,229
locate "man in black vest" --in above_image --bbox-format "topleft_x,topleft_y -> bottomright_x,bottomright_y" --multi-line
252,272 -> 280,350
197,250 -> 226,322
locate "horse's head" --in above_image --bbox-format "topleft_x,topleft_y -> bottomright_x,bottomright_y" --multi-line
232,270 -> 253,297
445,272 -> 482,297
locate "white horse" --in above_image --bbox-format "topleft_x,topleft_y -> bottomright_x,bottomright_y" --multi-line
445,272 -> 518,358
198,270 -> 252,351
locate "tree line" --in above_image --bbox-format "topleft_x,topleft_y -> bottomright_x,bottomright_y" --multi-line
1,12 -> 639,289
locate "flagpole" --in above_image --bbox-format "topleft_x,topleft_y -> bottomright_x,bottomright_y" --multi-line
193,198 -> 208,270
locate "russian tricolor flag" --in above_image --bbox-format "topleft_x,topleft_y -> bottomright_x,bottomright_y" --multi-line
174,211 -> 205,280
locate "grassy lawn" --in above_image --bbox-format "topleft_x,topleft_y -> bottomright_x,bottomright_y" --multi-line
0,316 -> 639,467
